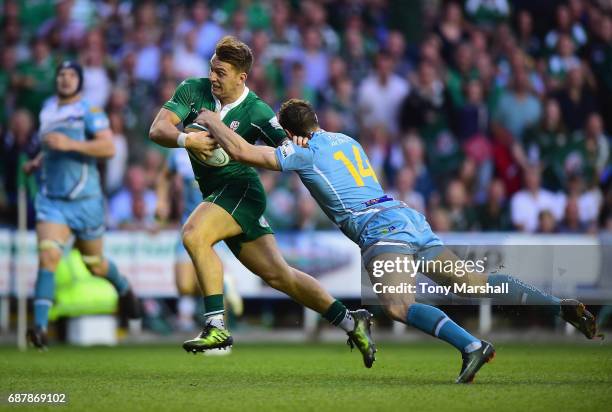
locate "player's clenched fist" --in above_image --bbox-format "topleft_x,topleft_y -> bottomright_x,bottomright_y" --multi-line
185,130 -> 215,159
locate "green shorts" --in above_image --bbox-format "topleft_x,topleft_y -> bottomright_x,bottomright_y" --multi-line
204,179 -> 273,257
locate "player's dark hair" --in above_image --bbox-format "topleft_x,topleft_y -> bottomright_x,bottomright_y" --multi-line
215,36 -> 253,74
278,99 -> 319,137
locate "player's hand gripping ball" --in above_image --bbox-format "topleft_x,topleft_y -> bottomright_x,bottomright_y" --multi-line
184,123 -> 230,167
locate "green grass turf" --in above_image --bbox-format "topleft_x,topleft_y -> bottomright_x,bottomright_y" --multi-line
1,342 -> 611,411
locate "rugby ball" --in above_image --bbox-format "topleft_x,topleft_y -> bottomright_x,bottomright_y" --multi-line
184,123 -> 230,167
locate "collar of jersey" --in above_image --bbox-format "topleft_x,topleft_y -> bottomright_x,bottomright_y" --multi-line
213,86 -> 250,120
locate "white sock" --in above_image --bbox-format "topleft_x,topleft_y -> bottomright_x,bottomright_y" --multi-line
338,311 -> 355,332
464,341 -> 482,353
205,313 -> 225,329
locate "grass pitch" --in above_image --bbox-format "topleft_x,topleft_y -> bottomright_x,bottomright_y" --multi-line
1,342 -> 611,411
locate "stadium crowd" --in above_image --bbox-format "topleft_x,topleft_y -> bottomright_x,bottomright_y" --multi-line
1,0 -> 611,234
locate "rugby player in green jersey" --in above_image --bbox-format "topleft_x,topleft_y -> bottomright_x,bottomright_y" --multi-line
149,36 -> 375,367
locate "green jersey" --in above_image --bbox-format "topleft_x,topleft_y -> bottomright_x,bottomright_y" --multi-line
163,77 -> 286,197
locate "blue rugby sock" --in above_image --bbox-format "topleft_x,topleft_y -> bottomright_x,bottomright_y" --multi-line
34,269 -> 55,331
488,274 -> 561,316
406,303 -> 481,353
105,260 -> 130,296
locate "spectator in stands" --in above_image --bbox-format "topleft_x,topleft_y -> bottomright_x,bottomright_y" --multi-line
548,34 -> 581,84
537,210 -> 558,234
38,0 -> 86,53
511,165 -> 564,232
386,30 -> 411,77
477,179 -> 512,231
399,61 -> 447,134
400,134 -> 435,200
357,52 -> 409,134
180,1 -> 225,59
565,174 -> 602,228
390,167 -> 425,214
521,98 -> 571,191
445,179 -> 477,231
435,1 -> 468,64
81,30 -> 112,108
516,9 -> 541,57
446,42 -> 476,108
0,109 -> 38,227
0,46 -> 17,124
493,67 -> 541,141
290,28 -> 329,92
173,29 -> 209,79
589,14 -> 612,132
428,206 -> 452,233
464,0 -> 510,30
554,65 -> 597,133
558,195 -> 592,234
14,38 -> 56,116
544,4 -> 588,52
108,165 -> 157,229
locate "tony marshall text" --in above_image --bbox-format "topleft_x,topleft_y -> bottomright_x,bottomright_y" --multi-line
372,282 -> 509,295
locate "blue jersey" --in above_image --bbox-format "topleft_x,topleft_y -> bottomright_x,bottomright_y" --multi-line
168,149 -> 201,223
275,130 -> 403,245
38,96 -> 110,199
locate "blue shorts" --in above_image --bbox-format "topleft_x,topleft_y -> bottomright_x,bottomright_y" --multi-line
35,193 -> 105,241
360,206 -> 444,265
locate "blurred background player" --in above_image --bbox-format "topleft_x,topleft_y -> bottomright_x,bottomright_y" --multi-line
199,98 -> 601,383
24,61 -> 141,349
149,36 -> 375,366
155,147 -> 244,332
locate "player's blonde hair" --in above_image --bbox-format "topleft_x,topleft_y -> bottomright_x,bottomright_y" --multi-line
215,36 -> 253,74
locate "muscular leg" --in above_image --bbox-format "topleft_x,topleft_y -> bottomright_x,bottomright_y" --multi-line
75,237 -> 129,296
366,252 -> 482,354
420,247 -> 603,338
423,247 -> 561,314
238,234 -> 355,331
238,235 -> 333,313
175,260 -> 199,331
33,222 -> 71,331
75,236 -> 141,320
182,202 -> 242,326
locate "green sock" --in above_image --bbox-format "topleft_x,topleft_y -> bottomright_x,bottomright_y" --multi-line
323,300 -> 348,327
203,294 -> 225,328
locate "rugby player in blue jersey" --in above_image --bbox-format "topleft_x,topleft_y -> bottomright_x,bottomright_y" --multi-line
195,99 -> 601,383
25,61 -> 140,349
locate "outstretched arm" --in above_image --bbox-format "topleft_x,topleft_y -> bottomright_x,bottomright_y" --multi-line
197,109 -> 281,171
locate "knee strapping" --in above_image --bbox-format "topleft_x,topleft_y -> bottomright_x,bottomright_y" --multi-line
38,239 -> 64,252
81,254 -> 103,266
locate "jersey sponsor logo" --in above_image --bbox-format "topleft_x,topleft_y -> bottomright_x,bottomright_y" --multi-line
230,120 -> 240,131
258,215 -> 270,228
269,116 -> 283,130
279,140 -> 295,159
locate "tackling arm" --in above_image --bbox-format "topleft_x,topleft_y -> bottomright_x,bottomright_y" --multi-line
204,115 -> 281,171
